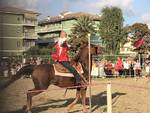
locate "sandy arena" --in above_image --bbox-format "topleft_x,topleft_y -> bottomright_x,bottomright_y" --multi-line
0,77 -> 150,113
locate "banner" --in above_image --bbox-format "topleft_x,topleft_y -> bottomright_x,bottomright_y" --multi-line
133,37 -> 144,48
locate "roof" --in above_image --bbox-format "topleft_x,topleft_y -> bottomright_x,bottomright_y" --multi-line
0,6 -> 40,15
38,12 -> 101,25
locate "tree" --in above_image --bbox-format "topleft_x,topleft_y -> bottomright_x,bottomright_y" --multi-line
129,23 -> 150,38
26,46 -> 40,55
98,6 -> 128,54
26,46 -> 50,55
129,23 -> 150,54
69,16 -> 96,49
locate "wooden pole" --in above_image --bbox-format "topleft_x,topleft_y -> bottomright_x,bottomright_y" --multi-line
88,33 -> 92,113
107,82 -> 112,113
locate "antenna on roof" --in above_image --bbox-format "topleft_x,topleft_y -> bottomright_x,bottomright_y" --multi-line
59,1 -> 71,18
62,0 -> 69,14
47,16 -> 50,20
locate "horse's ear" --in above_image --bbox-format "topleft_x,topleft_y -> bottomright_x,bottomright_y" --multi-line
95,46 -> 98,55
82,42 -> 88,47
98,46 -> 105,54
48,42 -> 57,49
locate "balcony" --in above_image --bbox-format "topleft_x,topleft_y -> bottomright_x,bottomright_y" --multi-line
37,25 -> 62,34
120,47 -> 136,55
23,40 -> 36,51
23,20 -> 38,27
22,46 -> 30,51
24,33 -> 37,40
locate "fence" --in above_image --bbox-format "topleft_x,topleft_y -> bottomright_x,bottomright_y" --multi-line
91,54 -> 150,78
0,54 -> 149,78
0,54 -> 150,113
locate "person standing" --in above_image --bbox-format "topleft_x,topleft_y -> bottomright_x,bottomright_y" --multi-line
114,57 -> 124,76
123,60 -> 130,77
134,60 -> 141,77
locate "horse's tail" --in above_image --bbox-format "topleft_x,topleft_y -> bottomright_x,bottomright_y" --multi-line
0,64 -> 35,90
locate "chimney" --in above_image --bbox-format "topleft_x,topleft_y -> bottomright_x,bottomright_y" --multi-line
59,11 -> 72,18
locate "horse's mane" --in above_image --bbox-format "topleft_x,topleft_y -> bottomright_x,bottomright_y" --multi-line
71,43 -> 88,63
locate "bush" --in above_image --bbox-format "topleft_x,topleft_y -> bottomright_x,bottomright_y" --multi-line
26,46 -> 50,55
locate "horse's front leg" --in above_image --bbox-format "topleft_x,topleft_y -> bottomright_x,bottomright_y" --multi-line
81,88 -> 88,113
23,88 -> 43,113
67,90 -> 80,112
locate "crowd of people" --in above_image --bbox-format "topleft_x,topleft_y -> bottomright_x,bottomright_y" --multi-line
0,57 -> 44,77
92,56 -> 150,78
0,56 -> 150,78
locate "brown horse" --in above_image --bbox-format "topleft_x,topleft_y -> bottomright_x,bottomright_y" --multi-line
0,44 -> 103,113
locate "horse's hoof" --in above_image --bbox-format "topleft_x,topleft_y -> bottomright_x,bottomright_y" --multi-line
66,107 -> 70,112
67,104 -> 72,111
83,110 -> 88,113
22,105 -> 27,110
65,109 -> 69,113
26,109 -> 32,113
22,105 -> 32,113
82,108 -> 88,113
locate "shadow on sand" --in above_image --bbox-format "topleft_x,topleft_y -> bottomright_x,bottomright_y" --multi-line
4,91 -> 126,113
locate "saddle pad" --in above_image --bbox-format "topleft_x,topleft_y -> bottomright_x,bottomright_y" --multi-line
54,63 -> 70,73
53,64 -> 74,77
55,71 -> 74,77
53,62 -> 83,74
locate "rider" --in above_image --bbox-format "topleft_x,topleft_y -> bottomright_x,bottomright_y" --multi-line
50,31 -> 82,86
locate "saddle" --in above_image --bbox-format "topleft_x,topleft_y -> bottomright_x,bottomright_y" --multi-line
53,62 -> 88,88
53,62 -> 83,77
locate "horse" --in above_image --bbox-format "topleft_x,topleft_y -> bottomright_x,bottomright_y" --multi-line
0,44 -> 103,113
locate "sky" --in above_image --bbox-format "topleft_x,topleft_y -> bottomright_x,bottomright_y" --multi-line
1,0 -> 150,27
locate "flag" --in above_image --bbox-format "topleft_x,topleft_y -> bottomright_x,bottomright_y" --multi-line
133,37 -> 144,48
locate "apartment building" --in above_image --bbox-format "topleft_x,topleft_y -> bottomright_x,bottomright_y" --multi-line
0,6 -> 39,57
37,12 -> 102,47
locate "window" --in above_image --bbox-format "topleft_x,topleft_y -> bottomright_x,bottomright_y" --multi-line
23,40 -> 25,47
23,41 -> 29,47
17,27 -> 21,33
17,17 -> 20,21
17,41 -> 20,47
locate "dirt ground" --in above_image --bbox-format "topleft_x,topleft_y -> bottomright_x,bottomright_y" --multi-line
0,77 -> 150,113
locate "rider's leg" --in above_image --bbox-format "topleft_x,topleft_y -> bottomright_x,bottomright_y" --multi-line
60,61 -> 81,85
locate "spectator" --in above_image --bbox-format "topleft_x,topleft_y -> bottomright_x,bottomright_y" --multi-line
36,57 -> 42,65
22,58 -> 26,64
129,60 -> 135,77
98,60 -> 106,78
104,60 -> 113,77
145,63 -> 150,77
134,60 -> 141,77
10,64 -> 16,75
114,57 -> 124,76
91,60 -> 99,77
123,59 -> 130,77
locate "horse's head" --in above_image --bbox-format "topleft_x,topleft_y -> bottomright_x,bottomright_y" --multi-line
72,44 -> 104,63
90,44 -> 104,55
71,44 -> 104,76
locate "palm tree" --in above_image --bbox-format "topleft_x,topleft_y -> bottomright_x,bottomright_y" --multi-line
69,16 -> 96,49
